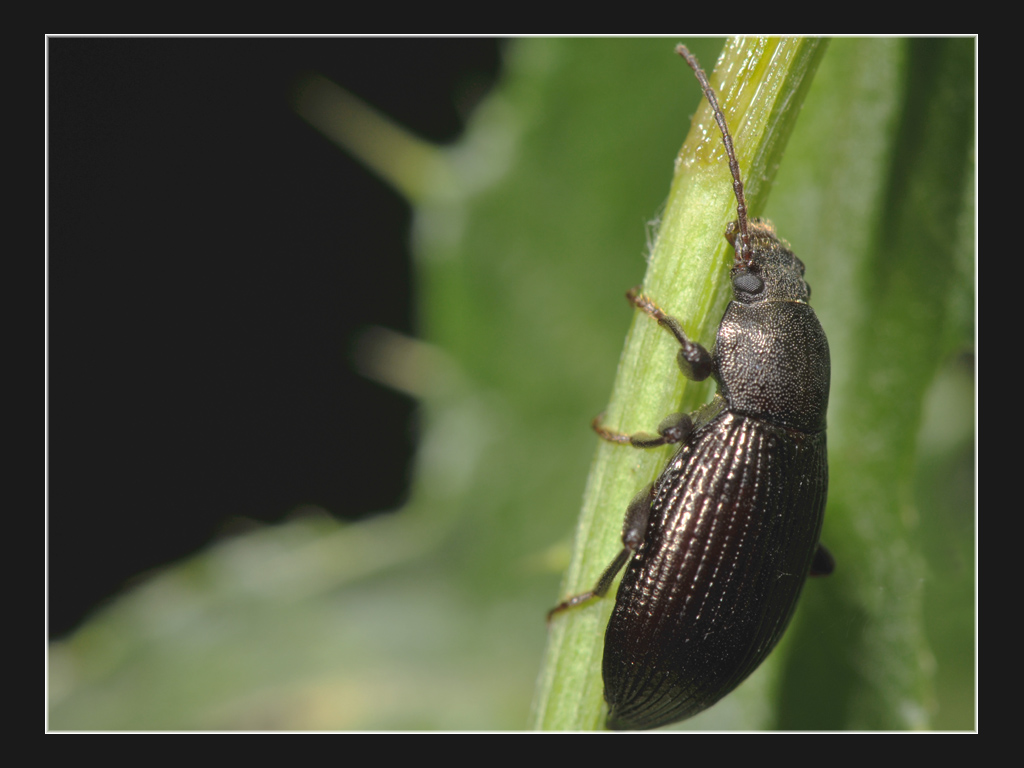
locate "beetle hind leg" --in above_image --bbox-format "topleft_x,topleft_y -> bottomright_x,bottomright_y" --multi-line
810,543 -> 835,576
548,485 -> 654,622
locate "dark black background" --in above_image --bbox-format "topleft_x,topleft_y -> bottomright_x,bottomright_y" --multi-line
48,37 -> 503,638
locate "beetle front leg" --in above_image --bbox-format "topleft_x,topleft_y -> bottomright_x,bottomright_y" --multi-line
627,287 -> 712,381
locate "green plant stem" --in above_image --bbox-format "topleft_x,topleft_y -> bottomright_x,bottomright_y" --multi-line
531,36 -> 829,731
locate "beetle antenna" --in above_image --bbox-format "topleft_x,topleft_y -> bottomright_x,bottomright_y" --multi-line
676,44 -> 751,267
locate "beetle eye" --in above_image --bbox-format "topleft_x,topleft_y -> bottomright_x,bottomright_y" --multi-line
733,271 -> 764,295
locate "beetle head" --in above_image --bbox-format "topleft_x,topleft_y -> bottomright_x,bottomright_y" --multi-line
726,219 -> 811,305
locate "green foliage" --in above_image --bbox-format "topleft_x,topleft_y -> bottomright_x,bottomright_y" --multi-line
50,37 -> 974,731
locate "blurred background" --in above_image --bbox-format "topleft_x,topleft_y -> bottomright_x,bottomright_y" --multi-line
47,37 -> 975,730
49,38 -> 502,638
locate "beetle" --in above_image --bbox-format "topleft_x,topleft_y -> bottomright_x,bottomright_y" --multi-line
548,44 -> 834,730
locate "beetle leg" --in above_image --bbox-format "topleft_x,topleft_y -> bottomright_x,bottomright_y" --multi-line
810,543 -> 835,576
592,411 -> 694,448
548,485 -> 655,622
627,287 -> 712,381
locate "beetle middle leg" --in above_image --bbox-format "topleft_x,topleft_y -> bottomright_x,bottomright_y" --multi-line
592,411 -> 695,448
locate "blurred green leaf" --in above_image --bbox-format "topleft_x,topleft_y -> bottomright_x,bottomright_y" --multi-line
49,37 -> 975,731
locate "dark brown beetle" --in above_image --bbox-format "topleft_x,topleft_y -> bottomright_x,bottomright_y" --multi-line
550,44 -> 834,730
